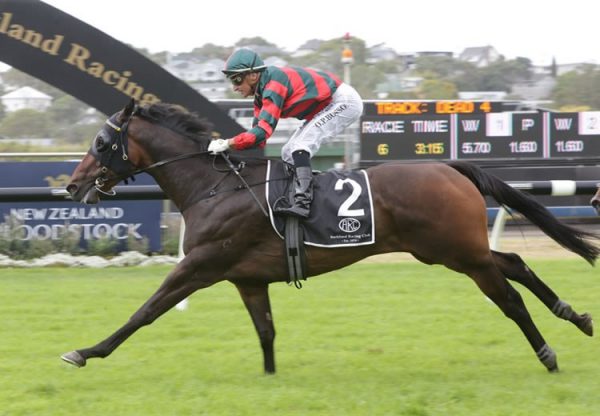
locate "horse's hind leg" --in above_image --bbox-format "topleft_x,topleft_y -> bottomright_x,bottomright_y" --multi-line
492,251 -> 593,337
465,260 -> 559,372
234,282 -> 276,374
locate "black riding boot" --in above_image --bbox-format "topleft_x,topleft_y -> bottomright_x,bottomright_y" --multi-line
275,165 -> 314,218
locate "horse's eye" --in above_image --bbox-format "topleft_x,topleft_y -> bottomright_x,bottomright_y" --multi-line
95,136 -> 109,152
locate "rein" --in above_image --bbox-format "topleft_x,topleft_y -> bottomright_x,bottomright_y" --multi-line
220,152 -> 269,217
91,112 -> 279,216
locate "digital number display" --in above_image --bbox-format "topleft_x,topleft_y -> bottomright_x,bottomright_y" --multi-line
548,112 -> 600,158
365,100 -> 503,116
455,113 -> 544,160
361,115 -> 451,161
360,103 -> 600,164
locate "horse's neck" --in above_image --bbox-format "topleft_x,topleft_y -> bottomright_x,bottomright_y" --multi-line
146,158 -> 214,212
147,155 -> 267,214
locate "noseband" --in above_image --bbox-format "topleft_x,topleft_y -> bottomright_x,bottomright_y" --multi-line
89,106 -> 215,196
87,108 -> 268,215
89,107 -> 138,194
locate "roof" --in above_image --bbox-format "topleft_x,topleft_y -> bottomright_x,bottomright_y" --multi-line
459,46 -> 497,60
1,86 -> 52,100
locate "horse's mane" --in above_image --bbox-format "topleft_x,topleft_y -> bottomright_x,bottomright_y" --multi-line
134,101 -> 271,167
136,102 -> 213,144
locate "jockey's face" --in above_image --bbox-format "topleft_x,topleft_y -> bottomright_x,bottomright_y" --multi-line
230,72 -> 260,98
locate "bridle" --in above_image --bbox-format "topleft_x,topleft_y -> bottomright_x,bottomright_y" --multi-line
88,107 -> 269,216
89,106 -> 209,195
89,106 -> 138,195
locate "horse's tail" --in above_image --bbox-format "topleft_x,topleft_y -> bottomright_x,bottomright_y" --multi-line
447,160 -> 600,265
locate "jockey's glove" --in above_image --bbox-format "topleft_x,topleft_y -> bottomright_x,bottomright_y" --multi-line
208,138 -> 230,154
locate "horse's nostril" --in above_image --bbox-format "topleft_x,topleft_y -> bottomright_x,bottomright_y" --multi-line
66,183 -> 78,195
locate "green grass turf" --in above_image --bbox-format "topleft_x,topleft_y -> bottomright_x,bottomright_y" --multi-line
0,260 -> 598,415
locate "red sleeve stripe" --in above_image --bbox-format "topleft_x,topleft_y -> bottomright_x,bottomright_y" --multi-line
281,68 -> 306,108
304,68 -> 332,101
231,132 -> 258,150
257,119 -> 274,136
265,80 -> 288,100
262,98 -> 282,120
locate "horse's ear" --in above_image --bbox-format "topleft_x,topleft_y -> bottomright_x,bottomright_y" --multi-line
123,98 -> 136,117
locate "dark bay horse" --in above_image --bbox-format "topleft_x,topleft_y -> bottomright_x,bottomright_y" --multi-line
63,100 -> 599,374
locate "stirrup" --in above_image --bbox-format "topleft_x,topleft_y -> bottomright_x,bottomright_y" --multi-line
274,204 -> 310,218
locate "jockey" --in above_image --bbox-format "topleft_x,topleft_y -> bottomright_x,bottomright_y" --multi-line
208,48 -> 364,218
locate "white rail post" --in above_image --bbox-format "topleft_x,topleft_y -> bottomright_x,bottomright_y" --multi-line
489,206 -> 509,251
175,217 -> 188,311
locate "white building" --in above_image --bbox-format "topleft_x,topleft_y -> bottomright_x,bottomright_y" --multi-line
163,57 -> 227,83
458,91 -> 508,100
458,46 -> 501,68
1,86 -> 52,112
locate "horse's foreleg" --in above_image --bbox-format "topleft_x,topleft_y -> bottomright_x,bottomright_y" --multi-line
492,251 -> 593,336
234,282 -> 276,374
467,261 -> 558,372
61,252 -> 216,368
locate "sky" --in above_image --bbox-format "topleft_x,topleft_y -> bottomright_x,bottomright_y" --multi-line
8,1 -> 600,67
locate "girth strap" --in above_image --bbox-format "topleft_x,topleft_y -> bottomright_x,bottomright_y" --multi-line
284,216 -> 307,288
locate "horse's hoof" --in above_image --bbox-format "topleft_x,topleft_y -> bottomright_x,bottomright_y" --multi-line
61,351 -> 86,368
579,313 -> 594,337
537,344 -> 557,372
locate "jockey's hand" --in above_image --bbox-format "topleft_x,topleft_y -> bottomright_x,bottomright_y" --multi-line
208,138 -> 230,154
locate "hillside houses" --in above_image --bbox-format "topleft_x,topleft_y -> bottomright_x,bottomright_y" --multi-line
163,56 -> 225,83
0,43 -> 596,107
156,43 -> 572,101
458,45 -> 501,67
1,86 -> 52,112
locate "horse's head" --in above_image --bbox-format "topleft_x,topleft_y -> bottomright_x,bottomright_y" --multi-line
67,99 -> 214,204
67,99 -> 144,204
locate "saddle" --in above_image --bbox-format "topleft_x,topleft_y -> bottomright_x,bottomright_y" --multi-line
265,160 -> 375,286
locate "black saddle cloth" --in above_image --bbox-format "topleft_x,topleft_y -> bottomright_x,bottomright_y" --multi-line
265,160 -> 375,247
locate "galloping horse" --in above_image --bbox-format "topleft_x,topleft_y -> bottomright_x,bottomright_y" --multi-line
63,100 -> 599,374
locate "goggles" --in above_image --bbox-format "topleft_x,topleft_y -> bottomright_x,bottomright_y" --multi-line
228,73 -> 247,86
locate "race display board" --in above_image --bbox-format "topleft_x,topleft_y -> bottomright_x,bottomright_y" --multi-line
360,101 -> 600,165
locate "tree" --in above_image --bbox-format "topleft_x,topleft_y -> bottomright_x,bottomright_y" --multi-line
550,64 -> 600,109
0,83 -> 5,121
0,109 -> 55,138
417,79 -> 458,99
46,95 -> 88,125
236,37 -> 277,48
451,64 -> 484,91
349,64 -> 386,99
58,121 -> 104,146
290,37 -> 368,75
45,95 -> 101,144
190,43 -> 231,60
414,56 -> 470,79
450,57 -> 534,93
0,69 -> 63,98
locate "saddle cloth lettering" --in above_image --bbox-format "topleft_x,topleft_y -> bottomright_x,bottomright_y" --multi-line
266,160 -> 375,247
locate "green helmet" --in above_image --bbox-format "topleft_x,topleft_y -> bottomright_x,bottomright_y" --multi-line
222,48 -> 266,77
